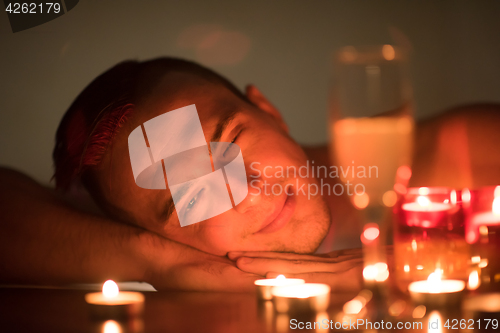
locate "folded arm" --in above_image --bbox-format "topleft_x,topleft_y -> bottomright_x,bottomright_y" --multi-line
0,167 -> 258,291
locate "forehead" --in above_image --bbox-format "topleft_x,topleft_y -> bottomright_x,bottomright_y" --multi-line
131,71 -> 243,126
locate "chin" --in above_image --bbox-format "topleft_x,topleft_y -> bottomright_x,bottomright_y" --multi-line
293,196 -> 330,251
273,211 -> 330,254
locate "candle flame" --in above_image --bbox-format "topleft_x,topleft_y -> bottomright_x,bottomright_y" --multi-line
428,311 -> 443,333
427,269 -> 443,294
276,274 -> 286,281
103,320 -> 121,333
102,280 -> 119,298
468,270 -> 480,290
494,186 -> 500,198
493,197 -> 500,216
450,190 -> 457,205
416,196 -> 430,207
462,188 -> 471,202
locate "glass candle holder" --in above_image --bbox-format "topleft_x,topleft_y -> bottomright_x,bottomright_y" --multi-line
393,187 -> 470,293
464,186 -> 500,290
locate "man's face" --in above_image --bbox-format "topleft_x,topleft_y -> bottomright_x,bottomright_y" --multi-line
93,71 -> 330,255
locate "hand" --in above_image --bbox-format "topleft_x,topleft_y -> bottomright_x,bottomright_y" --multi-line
140,233 -> 262,292
228,249 -> 364,292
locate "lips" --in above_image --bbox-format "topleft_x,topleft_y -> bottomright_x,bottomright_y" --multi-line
255,189 -> 296,234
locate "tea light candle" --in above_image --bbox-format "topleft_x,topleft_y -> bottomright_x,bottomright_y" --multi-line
471,197 -> 500,225
272,283 -> 331,313
402,196 -> 452,228
254,274 -> 305,301
466,195 -> 500,243
408,270 -> 465,307
85,280 -> 145,319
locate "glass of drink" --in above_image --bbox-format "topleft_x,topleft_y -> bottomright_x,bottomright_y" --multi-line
329,45 -> 415,285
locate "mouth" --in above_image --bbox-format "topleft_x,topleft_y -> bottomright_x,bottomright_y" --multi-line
254,186 -> 296,234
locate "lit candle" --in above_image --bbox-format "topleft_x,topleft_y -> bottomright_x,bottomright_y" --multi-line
402,196 -> 452,228
471,196 -> 500,224
408,270 -> 465,307
271,283 -> 330,313
254,274 -> 305,301
466,194 -> 500,243
85,280 -> 145,319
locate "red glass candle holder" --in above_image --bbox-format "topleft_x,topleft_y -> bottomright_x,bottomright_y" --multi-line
464,186 -> 500,290
393,187 -> 469,293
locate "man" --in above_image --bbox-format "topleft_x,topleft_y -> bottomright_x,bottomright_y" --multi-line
1,58 -> 499,291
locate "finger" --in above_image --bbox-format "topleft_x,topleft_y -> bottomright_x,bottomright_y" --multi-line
229,251 -> 326,261
228,251 -> 356,262
236,256 -> 363,276
266,266 -> 363,292
336,248 -> 363,256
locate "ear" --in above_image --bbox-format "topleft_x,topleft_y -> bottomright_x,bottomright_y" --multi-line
245,84 -> 289,133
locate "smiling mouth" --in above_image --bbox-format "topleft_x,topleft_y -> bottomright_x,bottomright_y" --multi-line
254,187 -> 296,234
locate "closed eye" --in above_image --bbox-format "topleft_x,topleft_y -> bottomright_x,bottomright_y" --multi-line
186,188 -> 205,213
223,130 -> 242,157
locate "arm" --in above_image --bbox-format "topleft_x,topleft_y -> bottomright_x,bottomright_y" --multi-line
0,167 -> 258,291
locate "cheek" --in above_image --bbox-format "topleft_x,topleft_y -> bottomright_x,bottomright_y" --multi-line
198,214 -> 242,254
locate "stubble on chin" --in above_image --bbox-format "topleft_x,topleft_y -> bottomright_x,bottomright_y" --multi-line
269,198 -> 331,254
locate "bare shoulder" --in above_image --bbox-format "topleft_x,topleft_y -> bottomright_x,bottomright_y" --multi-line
412,103 -> 500,188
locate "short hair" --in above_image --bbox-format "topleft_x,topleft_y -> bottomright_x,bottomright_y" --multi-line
53,57 -> 247,189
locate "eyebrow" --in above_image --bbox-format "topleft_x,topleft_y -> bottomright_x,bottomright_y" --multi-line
159,109 -> 240,223
210,108 -> 240,143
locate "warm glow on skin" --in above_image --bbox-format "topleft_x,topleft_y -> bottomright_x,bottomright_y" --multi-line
91,71 -> 330,256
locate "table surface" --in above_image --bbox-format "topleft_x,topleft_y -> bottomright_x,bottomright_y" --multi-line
2,285 -> 495,333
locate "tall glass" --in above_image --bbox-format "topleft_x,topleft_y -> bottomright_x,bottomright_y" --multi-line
329,45 -> 415,285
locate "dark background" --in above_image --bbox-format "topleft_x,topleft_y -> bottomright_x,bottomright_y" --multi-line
1,0 -> 499,184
